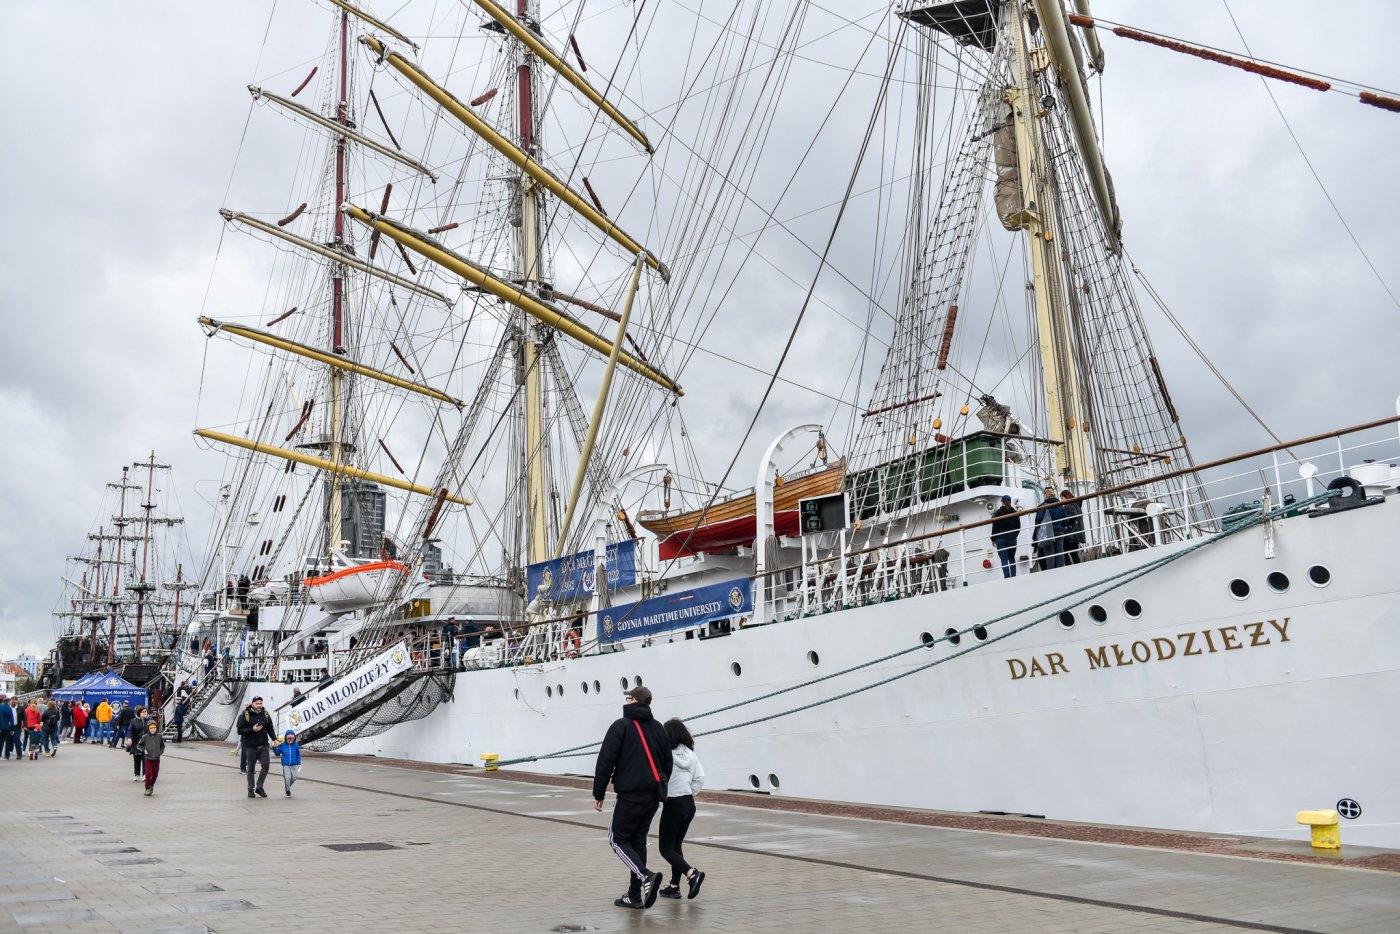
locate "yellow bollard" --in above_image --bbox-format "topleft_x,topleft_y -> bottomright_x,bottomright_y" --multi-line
1296,809 -> 1341,849
480,753 -> 499,772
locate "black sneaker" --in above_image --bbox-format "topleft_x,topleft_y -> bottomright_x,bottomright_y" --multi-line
642,871 -> 664,908
285,789 -> 291,797
247,791 -> 256,798
658,884 -> 682,899
613,896 -> 643,910
255,788 -> 268,798
687,869 -> 705,900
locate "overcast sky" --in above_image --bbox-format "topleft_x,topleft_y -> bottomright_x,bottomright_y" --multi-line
2,0 -> 1397,660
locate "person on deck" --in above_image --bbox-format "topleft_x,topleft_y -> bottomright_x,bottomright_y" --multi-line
990,495 -> 1021,579
1033,488 -> 1067,571
1059,490 -> 1085,565
593,685 -> 671,911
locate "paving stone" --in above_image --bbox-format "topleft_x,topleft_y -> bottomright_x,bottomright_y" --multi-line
97,857 -> 162,866
173,899 -> 255,913
81,846 -> 140,854
141,883 -> 222,895
0,891 -> 75,904
0,875 -> 58,886
117,869 -> 187,880
11,907 -> 100,926
121,927 -> 214,934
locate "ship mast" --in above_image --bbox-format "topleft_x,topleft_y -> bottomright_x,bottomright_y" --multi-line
1004,3 -> 1094,486
327,7 -> 352,557
517,0 -> 549,566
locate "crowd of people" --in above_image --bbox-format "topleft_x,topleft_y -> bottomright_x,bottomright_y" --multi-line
593,685 -> 707,910
0,692 -> 169,795
990,487 -> 1087,578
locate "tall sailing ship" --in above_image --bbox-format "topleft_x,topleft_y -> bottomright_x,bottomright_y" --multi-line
47,453 -> 193,689
176,0 -> 1400,847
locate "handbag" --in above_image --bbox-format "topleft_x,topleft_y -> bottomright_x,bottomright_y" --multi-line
634,721 -> 668,803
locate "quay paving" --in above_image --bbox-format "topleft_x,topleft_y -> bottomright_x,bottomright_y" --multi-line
2,743 -> 1397,933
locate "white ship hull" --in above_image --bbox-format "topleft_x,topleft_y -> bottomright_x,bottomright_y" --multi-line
221,492 -> 1400,847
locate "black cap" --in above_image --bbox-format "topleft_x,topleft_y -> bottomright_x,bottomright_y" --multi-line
1001,495 -> 1012,503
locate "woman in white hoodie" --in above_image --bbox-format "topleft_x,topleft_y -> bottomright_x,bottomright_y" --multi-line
657,717 -> 706,900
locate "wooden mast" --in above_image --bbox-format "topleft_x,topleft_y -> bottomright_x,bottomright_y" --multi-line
519,0 -> 549,566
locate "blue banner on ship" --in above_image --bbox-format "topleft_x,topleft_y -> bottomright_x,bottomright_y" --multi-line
597,578 -> 752,644
526,539 -> 639,604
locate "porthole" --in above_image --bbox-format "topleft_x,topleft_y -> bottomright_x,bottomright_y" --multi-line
919,631 -> 936,649
973,625 -> 988,641
1229,578 -> 1250,600
556,684 -> 564,697
768,774 -> 781,789
634,676 -> 643,688
1308,565 -> 1331,587
749,774 -> 761,790
944,627 -> 961,646
1088,604 -> 1108,624
593,680 -> 601,693
513,688 -> 520,700
619,677 -> 629,691
581,681 -> 589,694
731,662 -> 742,677
1058,610 -> 1075,629
807,650 -> 820,666
1123,598 -> 1142,619
545,685 -> 553,698
1267,571 -> 1290,593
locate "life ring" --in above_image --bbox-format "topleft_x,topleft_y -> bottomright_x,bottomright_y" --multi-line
563,629 -> 582,658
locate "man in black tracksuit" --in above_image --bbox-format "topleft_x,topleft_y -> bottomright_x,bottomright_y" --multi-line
236,696 -> 278,798
593,686 -> 672,910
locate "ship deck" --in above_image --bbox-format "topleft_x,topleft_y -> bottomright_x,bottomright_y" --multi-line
4,741 -> 1397,933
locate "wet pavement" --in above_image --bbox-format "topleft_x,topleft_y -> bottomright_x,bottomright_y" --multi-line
2,740 -> 1397,933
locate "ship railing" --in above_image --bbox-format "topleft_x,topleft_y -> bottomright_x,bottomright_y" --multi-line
770,412 -> 1400,622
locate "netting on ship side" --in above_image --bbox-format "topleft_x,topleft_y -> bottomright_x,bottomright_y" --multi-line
190,679 -> 249,741
304,671 -> 455,752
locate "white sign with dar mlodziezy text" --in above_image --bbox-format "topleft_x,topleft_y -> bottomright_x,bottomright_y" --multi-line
283,641 -> 412,732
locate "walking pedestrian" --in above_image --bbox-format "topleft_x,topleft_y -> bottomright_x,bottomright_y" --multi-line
94,698 -> 114,745
59,701 -> 72,741
592,685 -> 670,910
990,494 -> 1021,579
113,701 -> 135,747
136,720 -> 166,796
237,696 -> 278,798
23,700 -> 43,759
277,730 -> 302,796
204,646 -> 216,676
656,717 -> 706,900
41,701 -> 61,756
71,701 -> 88,744
0,695 -> 17,760
172,695 -> 187,743
1059,490 -> 1085,565
127,707 -> 152,782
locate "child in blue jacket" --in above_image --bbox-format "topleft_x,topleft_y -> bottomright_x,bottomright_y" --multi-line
277,730 -> 302,796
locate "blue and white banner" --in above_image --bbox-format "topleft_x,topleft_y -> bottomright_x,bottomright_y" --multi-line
597,578 -> 752,644
527,539 -> 638,604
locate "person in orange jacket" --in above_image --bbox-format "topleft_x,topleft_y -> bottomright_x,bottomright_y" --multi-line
94,698 -> 114,745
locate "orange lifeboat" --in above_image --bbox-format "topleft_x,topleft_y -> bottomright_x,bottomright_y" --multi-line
638,461 -> 845,560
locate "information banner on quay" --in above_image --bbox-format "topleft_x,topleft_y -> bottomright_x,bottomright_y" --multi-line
597,578 -> 752,644
283,641 -> 412,732
526,539 -> 638,604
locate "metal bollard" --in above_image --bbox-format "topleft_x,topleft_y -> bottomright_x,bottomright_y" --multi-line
1296,809 -> 1341,849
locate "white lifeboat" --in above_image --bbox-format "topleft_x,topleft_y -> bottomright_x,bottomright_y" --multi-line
304,551 -> 417,613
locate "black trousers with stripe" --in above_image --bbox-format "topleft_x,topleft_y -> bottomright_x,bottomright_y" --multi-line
609,792 -> 659,899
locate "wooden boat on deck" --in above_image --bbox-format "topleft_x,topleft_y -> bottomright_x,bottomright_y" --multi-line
639,461 -> 845,559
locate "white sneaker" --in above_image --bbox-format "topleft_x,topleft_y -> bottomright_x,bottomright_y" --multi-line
132,776 -> 140,782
